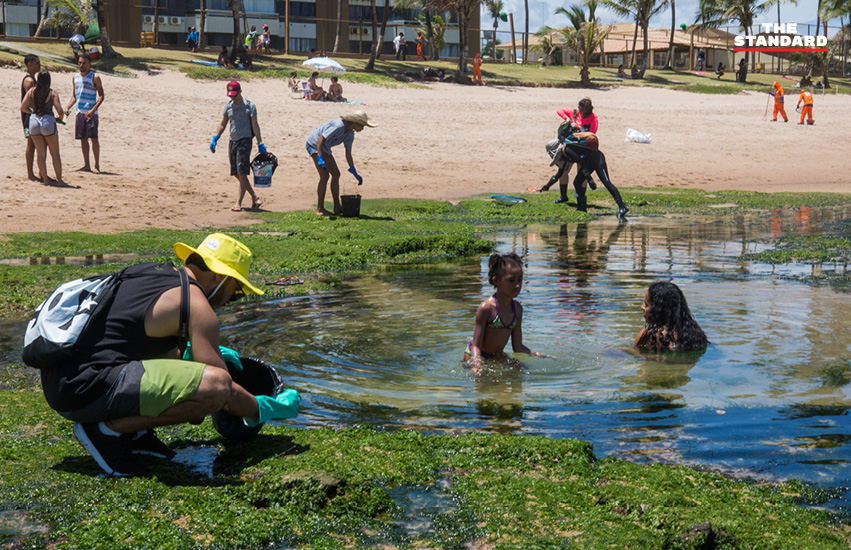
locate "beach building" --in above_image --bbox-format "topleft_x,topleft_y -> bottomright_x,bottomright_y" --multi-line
0,0 -> 480,58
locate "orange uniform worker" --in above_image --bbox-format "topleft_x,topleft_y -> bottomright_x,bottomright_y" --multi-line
415,31 -> 427,61
797,89 -> 814,125
769,82 -> 788,122
471,53 -> 483,85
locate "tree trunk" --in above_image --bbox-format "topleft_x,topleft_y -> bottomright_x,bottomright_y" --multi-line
822,20 -> 830,88
455,7 -> 471,82
580,65 -> 590,86
230,1 -> 240,63
199,0 -> 206,49
376,0 -> 391,61
365,0 -> 381,70
95,1 -> 118,58
153,0 -> 160,45
332,0 -> 341,53
639,21 -> 648,77
523,0 -> 529,63
426,10 -> 437,60
241,0 -> 248,37
665,0 -> 675,69
34,0 -> 49,38
630,18 -> 638,67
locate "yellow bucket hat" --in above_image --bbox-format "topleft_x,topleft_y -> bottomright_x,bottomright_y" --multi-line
174,233 -> 264,295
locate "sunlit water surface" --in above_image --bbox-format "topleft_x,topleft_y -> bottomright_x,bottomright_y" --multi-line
218,208 -> 851,510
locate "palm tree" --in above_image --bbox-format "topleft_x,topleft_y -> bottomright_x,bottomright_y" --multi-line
555,0 -> 608,85
427,0 -> 484,81
485,0 -> 505,50
228,0 -> 240,63
397,0 -> 440,60
819,0 -> 850,81
695,0 -> 771,82
93,0 -> 117,58
418,12 -> 450,59
532,27 -> 560,64
34,1 -> 51,37
599,0 -> 640,66
43,0 -> 94,35
665,0 -> 675,69
199,0 -> 206,49
366,0 -> 392,70
332,0 -> 342,53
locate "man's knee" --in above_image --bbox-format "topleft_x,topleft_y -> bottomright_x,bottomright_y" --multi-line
197,366 -> 233,410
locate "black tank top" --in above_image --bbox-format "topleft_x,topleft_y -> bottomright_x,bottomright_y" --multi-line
21,73 -> 34,100
41,262 -> 202,412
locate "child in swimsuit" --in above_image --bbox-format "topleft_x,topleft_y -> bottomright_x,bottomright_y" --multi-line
464,253 -> 550,372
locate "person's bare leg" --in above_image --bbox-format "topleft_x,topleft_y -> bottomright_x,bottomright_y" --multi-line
238,174 -> 259,208
105,367 -> 259,434
44,133 -> 64,184
91,138 -> 100,173
33,136 -> 55,184
78,138 -> 91,171
26,137 -> 38,181
233,174 -> 246,210
316,174 -> 331,215
330,176 -> 341,214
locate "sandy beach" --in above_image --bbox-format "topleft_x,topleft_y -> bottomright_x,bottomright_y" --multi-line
2,66 -> 849,234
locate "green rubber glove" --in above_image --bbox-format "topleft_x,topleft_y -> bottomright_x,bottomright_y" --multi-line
182,342 -> 244,372
244,389 -> 300,427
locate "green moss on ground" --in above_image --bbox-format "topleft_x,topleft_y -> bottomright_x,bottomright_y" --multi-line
0,391 -> 847,549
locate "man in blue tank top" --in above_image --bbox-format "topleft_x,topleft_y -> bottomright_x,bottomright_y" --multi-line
64,54 -> 104,173
40,233 -> 300,477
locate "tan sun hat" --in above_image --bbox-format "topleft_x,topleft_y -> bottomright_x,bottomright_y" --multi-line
174,233 -> 264,295
341,110 -> 377,128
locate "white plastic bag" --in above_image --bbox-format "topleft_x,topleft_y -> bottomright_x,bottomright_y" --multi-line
625,128 -> 652,144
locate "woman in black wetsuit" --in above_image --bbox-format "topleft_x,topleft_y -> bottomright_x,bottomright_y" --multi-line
559,142 -> 628,217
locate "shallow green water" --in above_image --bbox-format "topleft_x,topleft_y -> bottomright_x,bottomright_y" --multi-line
218,208 -> 850,510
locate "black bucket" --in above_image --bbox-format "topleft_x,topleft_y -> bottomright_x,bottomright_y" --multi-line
211,357 -> 284,440
340,194 -> 361,217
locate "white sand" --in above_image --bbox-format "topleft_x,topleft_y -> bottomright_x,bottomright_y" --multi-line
1,67 -> 848,233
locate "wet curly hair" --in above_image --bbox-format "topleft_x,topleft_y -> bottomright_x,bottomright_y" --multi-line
637,281 -> 708,352
488,253 -> 523,287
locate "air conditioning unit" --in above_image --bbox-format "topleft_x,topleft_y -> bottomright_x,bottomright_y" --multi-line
143,15 -> 154,24
350,27 -> 358,35
157,16 -> 166,25
170,16 -> 183,25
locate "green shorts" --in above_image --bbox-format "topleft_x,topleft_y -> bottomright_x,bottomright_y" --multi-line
58,359 -> 206,423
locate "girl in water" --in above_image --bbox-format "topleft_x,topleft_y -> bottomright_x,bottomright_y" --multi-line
465,253 -> 550,372
634,281 -> 708,352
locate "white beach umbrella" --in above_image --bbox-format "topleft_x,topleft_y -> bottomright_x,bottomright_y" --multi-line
302,56 -> 346,76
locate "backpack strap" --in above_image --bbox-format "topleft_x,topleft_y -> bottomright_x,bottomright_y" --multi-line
177,268 -> 190,355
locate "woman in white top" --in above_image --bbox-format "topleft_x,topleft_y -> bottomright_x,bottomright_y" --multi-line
21,71 -> 66,185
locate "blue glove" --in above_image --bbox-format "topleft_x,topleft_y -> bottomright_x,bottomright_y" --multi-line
182,343 -> 244,372
258,142 -> 267,154
348,166 -> 363,185
316,154 -> 326,170
210,135 -> 220,153
244,389 -> 300,427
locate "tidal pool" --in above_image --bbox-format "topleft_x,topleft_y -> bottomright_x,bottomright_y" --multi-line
218,207 -> 850,511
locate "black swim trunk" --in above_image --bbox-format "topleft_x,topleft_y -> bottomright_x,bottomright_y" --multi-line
229,137 -> 252,176
75,112 -> 99,140
22,112 -> 30,138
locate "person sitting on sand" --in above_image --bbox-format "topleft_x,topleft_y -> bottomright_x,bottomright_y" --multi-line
307,72 -> 324,101
239,48 -> 252,70
617,64 -> 627,78
799,74 -> 812,88
630,64 -> 639,79
327,76 -> 346,102
634,281 -> 708,352
217,46 -> 230,68
288,71 -> 301,94
464,253 -> 552,374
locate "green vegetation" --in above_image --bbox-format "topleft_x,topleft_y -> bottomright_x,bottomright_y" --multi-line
3,41 -> 850,94
2,191 -> 851,547
0,390 -> 847,549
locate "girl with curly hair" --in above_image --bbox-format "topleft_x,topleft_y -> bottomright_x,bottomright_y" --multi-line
634,281 -> 707,352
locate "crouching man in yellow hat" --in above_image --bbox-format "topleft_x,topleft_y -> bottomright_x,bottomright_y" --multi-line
40,233 -> 299,477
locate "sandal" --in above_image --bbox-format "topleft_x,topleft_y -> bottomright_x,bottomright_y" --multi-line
251,197 -> 263,210
231,204 -> 242,212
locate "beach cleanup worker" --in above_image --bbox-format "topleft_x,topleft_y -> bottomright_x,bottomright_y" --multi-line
541,98 -> 599,202
210,80 -> 265,212
797,89 -> 814,125
416,31 -> 428,61
769,82 -> 788,122
39,233 -> 300,477
306,110 -> 377,216
64,53 -> 104,174
472,53 -> 483,85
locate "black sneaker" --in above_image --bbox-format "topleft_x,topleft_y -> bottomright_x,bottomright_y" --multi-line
73,422 -> 148,477
555,197 -> 570,204
618,206 -> 629,218
130,429 -> 176,460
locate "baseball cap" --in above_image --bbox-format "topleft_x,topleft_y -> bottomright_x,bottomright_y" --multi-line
227,81 -> 241,97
